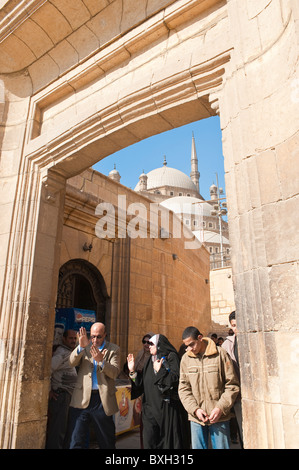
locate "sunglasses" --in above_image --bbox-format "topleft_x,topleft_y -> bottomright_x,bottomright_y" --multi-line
142,340 -> 155,346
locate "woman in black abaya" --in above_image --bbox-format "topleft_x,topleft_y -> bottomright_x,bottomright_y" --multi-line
127,334 -> 188,449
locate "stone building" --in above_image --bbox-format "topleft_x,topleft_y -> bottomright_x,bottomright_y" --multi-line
0,0 -> 299,450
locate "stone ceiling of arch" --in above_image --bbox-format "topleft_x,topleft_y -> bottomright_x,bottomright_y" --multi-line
0,0 -> 194,73
2,0 -> 230,178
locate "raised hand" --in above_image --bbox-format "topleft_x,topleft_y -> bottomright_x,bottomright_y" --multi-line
127,353 -> 135,372
153,358 -> 163,372
78,327 -> 89,349
90,345 -> 106,363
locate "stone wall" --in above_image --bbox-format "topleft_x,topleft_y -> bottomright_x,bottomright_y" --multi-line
219,0 -> 299,449
210,266 -> 235,328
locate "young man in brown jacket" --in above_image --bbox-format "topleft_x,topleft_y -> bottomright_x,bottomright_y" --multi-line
178,326 -> 240,449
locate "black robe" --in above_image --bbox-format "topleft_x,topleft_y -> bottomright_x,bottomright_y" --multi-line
131,335 -> 189,449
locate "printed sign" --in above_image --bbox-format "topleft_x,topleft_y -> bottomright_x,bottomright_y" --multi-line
54,308 -> 96,345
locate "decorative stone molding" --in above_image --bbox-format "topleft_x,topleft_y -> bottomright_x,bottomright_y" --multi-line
42,171 -> 66,204
24,49 -> 231,178
0,0 -> 47,42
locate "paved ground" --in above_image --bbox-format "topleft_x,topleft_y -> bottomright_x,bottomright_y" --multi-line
116,428 -> 141,449
116,427 -> 242,450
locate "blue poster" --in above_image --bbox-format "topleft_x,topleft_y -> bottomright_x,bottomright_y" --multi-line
54,308 -> 96,345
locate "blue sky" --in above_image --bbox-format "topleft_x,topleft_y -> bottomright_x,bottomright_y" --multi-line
93,115 -> 225,201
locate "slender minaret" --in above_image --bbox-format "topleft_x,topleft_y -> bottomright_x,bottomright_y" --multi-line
190,132 -> 200,191
138,170 -> 148,190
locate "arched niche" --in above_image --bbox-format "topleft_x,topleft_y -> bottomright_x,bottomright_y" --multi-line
56,259 -> 109,326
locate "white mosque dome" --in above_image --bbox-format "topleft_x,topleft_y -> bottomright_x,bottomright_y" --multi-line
134,166 -> 197,192
160,196 -> 213,217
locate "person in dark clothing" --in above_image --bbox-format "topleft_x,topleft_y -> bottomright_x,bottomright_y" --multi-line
134,332 -> 154,449
46,329 -> 77,449
222,311 -> 243,447
127,334 -> 188,449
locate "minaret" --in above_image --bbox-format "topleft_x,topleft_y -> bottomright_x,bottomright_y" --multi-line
138,170 -> 148,190
209,183 -> 218,201
190,132 -> 200,191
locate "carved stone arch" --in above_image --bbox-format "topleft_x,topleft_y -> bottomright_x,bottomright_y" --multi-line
56,259 -> 109,326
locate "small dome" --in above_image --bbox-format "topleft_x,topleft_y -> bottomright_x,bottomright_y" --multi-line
109,165 -> 119,176
108,164 -> 121,182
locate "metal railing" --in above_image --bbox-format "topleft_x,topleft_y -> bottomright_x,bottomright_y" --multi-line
210,252 -> 231,270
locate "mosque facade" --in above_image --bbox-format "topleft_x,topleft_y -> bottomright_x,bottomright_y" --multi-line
108,134 -> 231,270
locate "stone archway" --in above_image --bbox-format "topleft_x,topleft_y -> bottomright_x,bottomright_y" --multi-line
0,0 -> 298,449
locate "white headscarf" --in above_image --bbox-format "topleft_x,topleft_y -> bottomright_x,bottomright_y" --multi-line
149,334 -> 159,363
149,334 -> 159,346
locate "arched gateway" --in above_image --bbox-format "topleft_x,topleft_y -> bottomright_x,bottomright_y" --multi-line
0,0 -> 298,448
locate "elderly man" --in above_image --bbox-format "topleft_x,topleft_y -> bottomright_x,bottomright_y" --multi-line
68,322 -> 120,449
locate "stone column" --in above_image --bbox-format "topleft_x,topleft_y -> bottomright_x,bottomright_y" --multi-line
220,0 -> 299,448
109,238 -> 131,367
0,167 -> 66,448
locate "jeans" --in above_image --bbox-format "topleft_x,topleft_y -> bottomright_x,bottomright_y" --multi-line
190,420 -> 230,449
